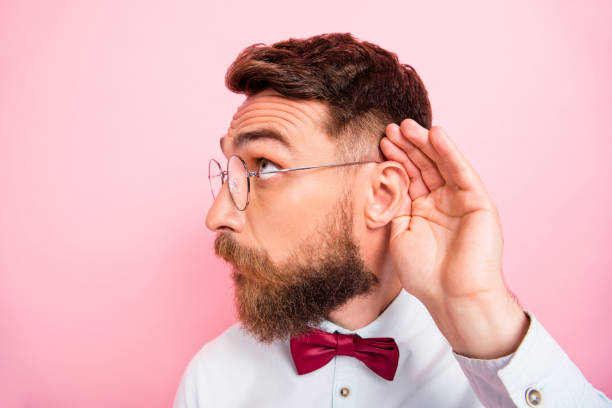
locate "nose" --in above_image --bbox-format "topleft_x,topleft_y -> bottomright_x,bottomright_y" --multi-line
205,180 -> 245,233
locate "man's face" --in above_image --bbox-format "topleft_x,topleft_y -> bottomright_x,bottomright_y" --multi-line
205,89 -> 379,343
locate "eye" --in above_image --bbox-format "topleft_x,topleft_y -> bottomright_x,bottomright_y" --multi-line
256,158 -> 281,180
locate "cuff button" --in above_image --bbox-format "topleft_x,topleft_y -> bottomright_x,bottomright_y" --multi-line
525,387 -> 542,406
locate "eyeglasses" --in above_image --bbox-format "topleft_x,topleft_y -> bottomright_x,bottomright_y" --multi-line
208,155 -> 379,211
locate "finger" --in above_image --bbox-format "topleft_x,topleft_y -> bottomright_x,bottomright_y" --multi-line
387,123 -> 446,191
380,136 -> 430,200
428,125 -> 484,191
398,120 -> 459,188
399,119 -> 443,163
399,119 -> 483,191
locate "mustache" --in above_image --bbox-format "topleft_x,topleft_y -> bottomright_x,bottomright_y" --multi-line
214,233 -> 278,282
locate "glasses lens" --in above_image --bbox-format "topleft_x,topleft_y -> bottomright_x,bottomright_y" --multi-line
208,159 -> 223,199
228,155 -> 249,210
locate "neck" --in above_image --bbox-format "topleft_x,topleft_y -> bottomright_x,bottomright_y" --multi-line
327,267 -> 403,331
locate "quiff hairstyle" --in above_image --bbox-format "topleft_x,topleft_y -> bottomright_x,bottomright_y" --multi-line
225,33 -> 432,161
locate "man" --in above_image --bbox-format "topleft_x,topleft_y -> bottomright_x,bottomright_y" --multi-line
174,33 -> 610,407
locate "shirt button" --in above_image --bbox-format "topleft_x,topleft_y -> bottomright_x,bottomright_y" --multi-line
525,387 -> 542,406
339,387 -> 350,397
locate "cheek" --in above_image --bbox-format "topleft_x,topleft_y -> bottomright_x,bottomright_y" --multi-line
249,173 -> 344,260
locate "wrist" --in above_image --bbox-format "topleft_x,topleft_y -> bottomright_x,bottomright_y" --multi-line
426,288 -> 529,359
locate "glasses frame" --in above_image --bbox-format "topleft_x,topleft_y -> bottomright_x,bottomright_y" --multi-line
208,155 -> 381,211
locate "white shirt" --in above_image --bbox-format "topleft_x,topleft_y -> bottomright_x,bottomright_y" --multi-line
173,289 -> 611,407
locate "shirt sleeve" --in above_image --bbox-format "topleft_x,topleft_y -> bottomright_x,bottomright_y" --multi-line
452,310 -> 612,407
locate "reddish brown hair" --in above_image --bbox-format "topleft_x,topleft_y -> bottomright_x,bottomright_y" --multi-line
225,33 -> 432,160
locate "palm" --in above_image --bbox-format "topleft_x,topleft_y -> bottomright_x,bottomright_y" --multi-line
381,120 -> 504,306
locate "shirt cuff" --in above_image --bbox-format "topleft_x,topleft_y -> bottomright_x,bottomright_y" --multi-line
453,310 -> 612,407
451,312 -> 527,407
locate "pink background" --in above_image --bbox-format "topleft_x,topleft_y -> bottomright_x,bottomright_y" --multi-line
1,0 -> 611,406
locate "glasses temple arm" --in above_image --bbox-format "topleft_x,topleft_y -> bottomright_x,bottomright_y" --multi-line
247,160 -> 381,177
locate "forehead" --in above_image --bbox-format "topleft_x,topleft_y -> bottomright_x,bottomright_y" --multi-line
222,89 -> 330,154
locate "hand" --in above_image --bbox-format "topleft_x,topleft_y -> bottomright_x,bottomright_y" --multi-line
380,119 -> 528,359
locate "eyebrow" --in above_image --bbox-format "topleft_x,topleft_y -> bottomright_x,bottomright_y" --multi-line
220,128 -> 293,155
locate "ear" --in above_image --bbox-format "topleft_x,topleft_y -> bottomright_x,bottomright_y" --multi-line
364,162 -> 409,229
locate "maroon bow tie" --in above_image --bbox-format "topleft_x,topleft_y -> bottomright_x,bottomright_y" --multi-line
290,327 -> 399,381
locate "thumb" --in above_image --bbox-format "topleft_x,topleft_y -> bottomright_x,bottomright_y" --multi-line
390,192 -> 412,239
390,214 -> 430,252
390,214 -> 411,242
